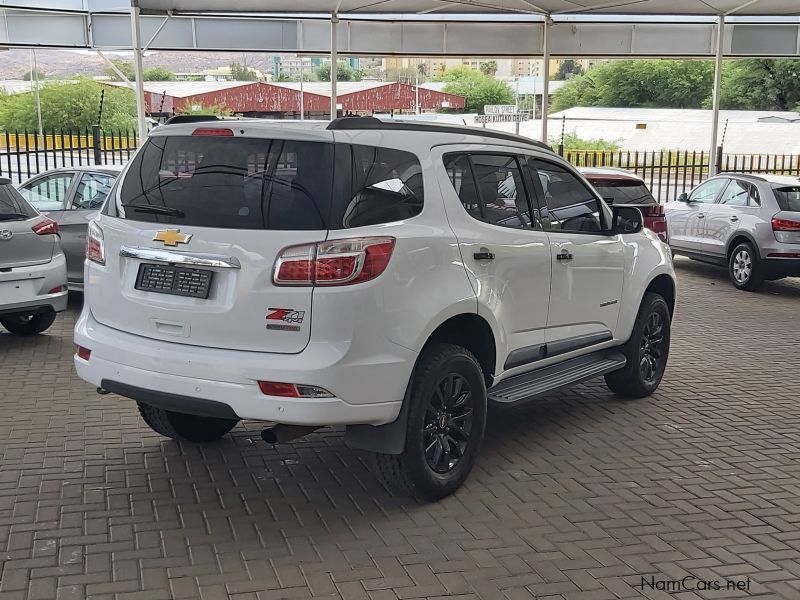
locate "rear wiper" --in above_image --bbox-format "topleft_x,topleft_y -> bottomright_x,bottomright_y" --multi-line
0,212 -> 29,221
125,204 -> 185,218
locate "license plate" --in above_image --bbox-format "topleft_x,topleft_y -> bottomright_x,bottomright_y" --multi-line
135,263 -> 212,299
0,280 -> 37,304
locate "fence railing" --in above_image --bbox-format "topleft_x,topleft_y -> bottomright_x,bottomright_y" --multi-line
2,129 -> 799,204
0,128 -> 138,184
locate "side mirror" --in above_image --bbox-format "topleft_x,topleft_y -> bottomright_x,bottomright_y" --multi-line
612,206 -> 643,234
677,192 -> 689,202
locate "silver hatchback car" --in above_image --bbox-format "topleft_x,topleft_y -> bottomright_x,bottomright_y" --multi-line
0,177 -> 68,335
666,173 -> 800,290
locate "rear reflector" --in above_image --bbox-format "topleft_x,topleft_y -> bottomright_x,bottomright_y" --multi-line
767,252 -> 800,258
192,127 -> 234,137
257,381 -> 333,398
772,217 -> 800,232
48,285 -> 67,294
76,346 -> 91,361
32,218 -> 59,236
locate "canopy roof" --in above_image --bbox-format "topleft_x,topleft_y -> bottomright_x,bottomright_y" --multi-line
136,0 -> 800,17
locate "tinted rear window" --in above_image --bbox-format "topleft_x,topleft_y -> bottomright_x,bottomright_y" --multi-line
112,136 -> 334,230
592,182 -> 656,205
0,185 -> 37,219
773,186 -> 800,212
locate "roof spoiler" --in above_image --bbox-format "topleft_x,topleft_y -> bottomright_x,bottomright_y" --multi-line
162,115 -> 253,126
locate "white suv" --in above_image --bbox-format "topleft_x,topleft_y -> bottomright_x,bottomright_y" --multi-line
74,117 -> 676,500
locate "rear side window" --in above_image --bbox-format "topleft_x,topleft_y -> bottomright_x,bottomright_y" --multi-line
331,144 -> 423,229
591,182 -> 656,205
773,186 -> 800,212
113,136 -> 334,230
0,185 -> 37,219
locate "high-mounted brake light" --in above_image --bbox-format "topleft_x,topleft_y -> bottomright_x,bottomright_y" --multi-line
274,237 -> 395,287
772,217 -> 800,232
192,127 -> 234,137
86,220 -> 105,265
32,217 -> 59,236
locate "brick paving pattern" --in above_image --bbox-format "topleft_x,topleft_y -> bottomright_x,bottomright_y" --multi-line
1,258 -> 800,600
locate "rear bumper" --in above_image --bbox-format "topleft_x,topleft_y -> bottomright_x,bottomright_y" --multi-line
74,309 -> 409,425
763,257 -> 800,278
0,253 -> 68,315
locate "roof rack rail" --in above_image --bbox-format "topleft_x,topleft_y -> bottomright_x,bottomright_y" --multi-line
327,117 -> 552,152
726,173 -> 768,182
162,115 -> 254,126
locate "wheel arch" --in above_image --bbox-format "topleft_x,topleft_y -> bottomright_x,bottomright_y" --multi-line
726,232 -> 758,260
644,273 -> 676,317
345,312 -> 496,455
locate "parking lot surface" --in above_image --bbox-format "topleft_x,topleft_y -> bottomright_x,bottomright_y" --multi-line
1,259 -> 800,600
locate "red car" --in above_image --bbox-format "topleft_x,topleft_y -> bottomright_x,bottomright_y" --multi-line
580,167 -> 668,242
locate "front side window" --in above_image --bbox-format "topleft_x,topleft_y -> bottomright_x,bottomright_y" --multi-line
74,173 -> 116,209
19,173 -> 74,212
114,136 -> 333,230
718,179 -> 750,207
443,153 -> 532,229
333,145 -> 423,229
688,178 -> 727,204
532,160 -> 603,233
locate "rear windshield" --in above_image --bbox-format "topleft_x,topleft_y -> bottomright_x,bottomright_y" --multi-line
592,182 -> 656,205
773,186 -> 800,212
0,185 -> 37,220
111,135 -> 424,231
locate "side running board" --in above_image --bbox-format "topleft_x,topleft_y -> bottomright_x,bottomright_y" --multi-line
488,350 -> 626,406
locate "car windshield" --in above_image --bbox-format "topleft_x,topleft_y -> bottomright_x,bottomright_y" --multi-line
773,186 -> 800,212
0,185 -> 37,220
591,182 -> 656,205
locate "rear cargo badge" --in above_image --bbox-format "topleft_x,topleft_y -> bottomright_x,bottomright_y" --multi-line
153,229 -> 192,247
266,308 -> 305,332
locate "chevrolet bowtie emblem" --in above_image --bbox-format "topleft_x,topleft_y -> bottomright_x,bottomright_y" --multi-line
153,229 -> 192,247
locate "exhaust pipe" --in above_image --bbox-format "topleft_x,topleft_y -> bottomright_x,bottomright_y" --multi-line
261,424 -> 320,444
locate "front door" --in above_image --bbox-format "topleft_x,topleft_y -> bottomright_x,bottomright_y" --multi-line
439,150 -> 551,373
666,178 -> 727,252
527,157 -> 625,353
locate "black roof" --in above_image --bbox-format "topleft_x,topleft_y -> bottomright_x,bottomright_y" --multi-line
327,117 -> 553,152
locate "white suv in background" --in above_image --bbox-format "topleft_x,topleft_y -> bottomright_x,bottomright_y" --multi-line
74,117 -> 676,500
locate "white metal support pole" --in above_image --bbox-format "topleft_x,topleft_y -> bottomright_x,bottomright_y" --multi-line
130,0 -> 147,143
299,58 -> 305,120
709,14 -> 725,176
31,50 -> 43,144
330,13 -> 339,120
540,18 -> 551,143
415,64 -> 420,115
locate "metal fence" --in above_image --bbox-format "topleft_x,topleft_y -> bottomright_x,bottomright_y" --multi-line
0,128 -> 138,184
2,129 -> 800,204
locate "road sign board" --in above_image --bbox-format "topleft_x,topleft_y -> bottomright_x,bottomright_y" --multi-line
474,113 -> 530,123
484,104 -> 518,114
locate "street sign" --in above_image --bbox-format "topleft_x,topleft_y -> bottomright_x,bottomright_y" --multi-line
474,113 -> 530,123
484,104 -> 517,115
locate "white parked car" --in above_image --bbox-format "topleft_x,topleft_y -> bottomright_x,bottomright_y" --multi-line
74,117 -> 676,500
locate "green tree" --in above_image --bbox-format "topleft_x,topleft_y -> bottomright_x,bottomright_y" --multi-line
550,131 -> 620,151
229,61 -> 259,81
554,60 -> 584,81
178,99 -> 233,116
479,60 -> 498,77
717,59 -> 800,111
104,59 -> 137,82
314,62 -> 361,82
0,79 -> 136,132
439,67 -> 514,113
21,68 -> 46,81
550,60 -> 714,112
143,67 -> 175,81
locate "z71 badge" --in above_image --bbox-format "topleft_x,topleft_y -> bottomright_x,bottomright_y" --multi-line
266,308 -> 305,332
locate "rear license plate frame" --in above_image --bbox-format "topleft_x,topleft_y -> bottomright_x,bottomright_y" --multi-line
135,263 -> 213,299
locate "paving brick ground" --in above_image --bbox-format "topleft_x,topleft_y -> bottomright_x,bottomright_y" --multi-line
1,258 -> 800,600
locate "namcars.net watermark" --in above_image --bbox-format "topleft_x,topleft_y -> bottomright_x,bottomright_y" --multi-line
639,575 -> 752,593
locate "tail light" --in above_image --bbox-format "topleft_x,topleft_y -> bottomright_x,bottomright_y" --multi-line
772,217 -> 800,232
257,381 -> 333,398
86,220 -> 105,265
274,237 -> 395,287
32,217 -> 59,236
76,346 -> 91,361
644,205 -> 668,242
646,204 -> 665,217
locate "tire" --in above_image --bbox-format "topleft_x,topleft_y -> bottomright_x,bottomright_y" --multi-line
137,402 -> 238,443
728,242 -> 764,291
0,311 -> 57,336
605,292 -> 671,398
373,343 -> 487,501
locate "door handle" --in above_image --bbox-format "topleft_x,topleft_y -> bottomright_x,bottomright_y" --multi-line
730,216 -> 739,222
473,251 -> 495,261
556,250 -> 573,261
697,214 -> 705,219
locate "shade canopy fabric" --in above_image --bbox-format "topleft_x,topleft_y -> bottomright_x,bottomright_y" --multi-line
136,0 -> 800,17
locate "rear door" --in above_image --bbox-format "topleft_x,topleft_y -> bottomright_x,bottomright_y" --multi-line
60,171 -> 117,283
90,128 -> 337,354
702,178 -> 758,259
17,171 -> 76,215
666,178 -> 727,252
0,185 -> 55,270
